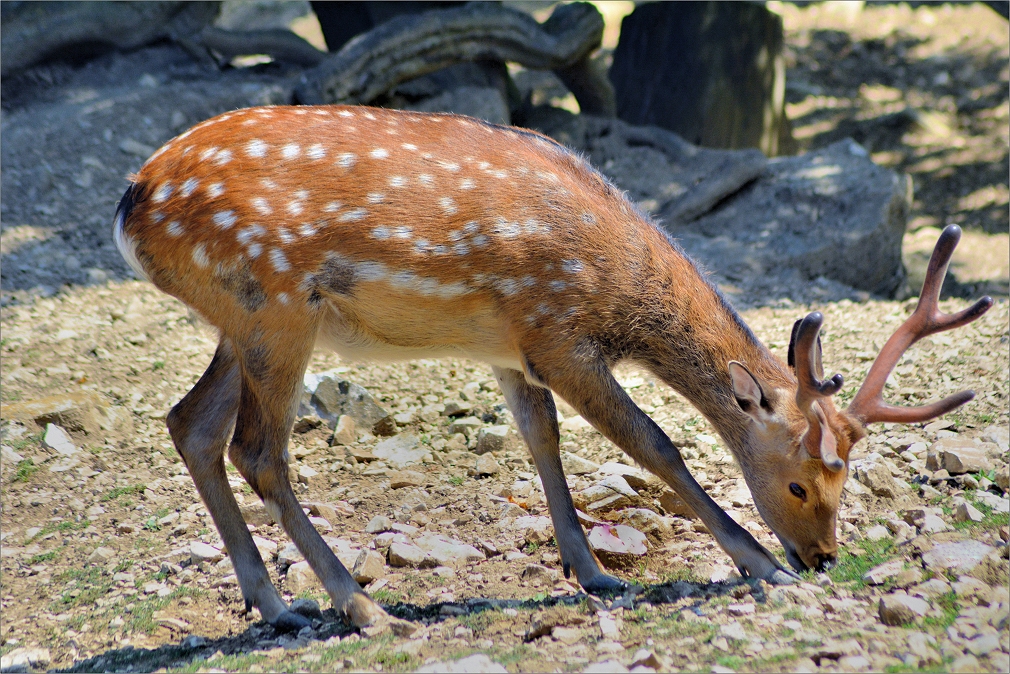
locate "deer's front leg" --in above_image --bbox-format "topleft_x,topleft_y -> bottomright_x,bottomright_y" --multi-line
547,359 -> 798,585
167,339 -> 307,631
493,367 -> 627,594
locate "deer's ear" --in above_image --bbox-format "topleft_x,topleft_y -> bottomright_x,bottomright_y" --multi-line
728,361 -> 768,422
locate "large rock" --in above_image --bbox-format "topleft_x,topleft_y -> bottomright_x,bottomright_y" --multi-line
306,374 -> 395,436
526,112 -> 909,305
854,460 -> 910,500
931,438 -> 995,475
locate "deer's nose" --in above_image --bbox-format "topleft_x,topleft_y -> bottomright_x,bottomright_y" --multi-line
813,552 -> 837,571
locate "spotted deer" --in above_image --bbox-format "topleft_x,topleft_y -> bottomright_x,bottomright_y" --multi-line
114,104 -> 992,632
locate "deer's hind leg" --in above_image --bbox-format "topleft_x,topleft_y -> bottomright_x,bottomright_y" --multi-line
167,338 -> 307,631
225,324 -> 388,629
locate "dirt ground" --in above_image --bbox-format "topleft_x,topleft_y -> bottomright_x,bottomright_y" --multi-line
1,3 -> 1008,673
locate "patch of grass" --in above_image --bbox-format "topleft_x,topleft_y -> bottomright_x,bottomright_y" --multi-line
457,608 -> 500,635
827,537 -> 898,587
782,607 -> 803,622
125,587 -> 199,634
152,360 -> 165,371
951,492 -> 1010,536
376,650 -> 415,669
7,431 -> 42,453
142,516 -> 161,532
26,549 -> 60,565
101,484 -> 145,502
51,566 -> 112,609
172,652 -> 268,673
32,518 -> 91,541
717,655 -> 747,670
922,591 -> 960,631
13,458 -> 40,482
448,475 -> 464,486
372,588 -> 402,604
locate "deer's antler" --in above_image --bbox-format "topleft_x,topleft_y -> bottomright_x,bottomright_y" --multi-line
792,312 -> 846,472
847,225 -> 993,425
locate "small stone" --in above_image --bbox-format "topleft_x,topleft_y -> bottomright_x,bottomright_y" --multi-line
864,524 -> 891,541
331,415 -> 356,445
922,540 -> 995,573
366,516 -> 393,533
727,603 -> 755,616
448,416 -> 483,436
863,560 -> 905,585
954,502 -> 985,523
949,654 -> 982,673
551,625 -> 584,645
522,564 -> 559,582
475,425 -> 517,455
190,541 -> 224,564
474,453 -> 499,476
442,400 -> 473,417
42,423 -> 77,455
906,631 -> 939,664
879,593 -> 929,625
0,647 -> 51,671
285,560 -> 321,593
389,470 -> 425,489
414,653 -> 507,673
918,513 -> 951,533
296,464 -> 318,485
587,524 -> 648,558
88,546 -> 116,564
373,433 -> 426,468
290,598 -> 324,621
478,539 -> 499,556
351,549 -> 386,584
388,542 -> 429,568
910,578 -> 951,599
561,451 -> 599,475
935,439 -> 992,475
413,533 -> 484,566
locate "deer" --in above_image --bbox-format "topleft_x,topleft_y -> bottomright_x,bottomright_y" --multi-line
113,104 -> 992,633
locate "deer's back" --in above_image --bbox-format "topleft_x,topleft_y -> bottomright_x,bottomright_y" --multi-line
118,105 -> 661,364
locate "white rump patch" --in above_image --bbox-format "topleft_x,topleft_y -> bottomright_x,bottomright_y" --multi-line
113,207 -> 150,281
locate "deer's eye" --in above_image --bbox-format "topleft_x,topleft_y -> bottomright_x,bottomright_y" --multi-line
789,483 -> 807,500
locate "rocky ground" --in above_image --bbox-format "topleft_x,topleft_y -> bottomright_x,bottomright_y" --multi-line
1,281 -> 1007,673
1,2 -> 1009,674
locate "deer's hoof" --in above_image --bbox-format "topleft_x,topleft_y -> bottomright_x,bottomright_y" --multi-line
582,574 -> 628,596
273,609 -> 312,633
347,592 -> 390,629
766,568 -> 800,586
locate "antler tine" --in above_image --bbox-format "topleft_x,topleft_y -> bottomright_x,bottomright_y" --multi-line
848,225 -> 994,425
793,312 -> 844,414
793,313 -> 846,471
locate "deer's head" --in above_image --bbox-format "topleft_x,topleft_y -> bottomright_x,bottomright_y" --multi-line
730,226 -> 991,572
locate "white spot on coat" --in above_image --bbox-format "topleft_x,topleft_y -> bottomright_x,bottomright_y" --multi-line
418,174 -> 433,186
246,139 -> 268,157
287,201 -> 304,216
207,183 -> 225,198
493,219 -> 520,238
251,197 -> 272,215
391,226 -> 412,239
356,261 -> 388,281
269,248 -> 290,272
401,143 -> 418,151
439,197 -> 457,215
459,178 -> 475,190
339,208 -> 367,222
307,144 -> 326,160
298,223 -> 317,237
562,259 -> 585,274
452,242 -> 469,255
212,211 -> 237,229
192,243 -> 210,268
549,280 -> 567,291
247,242 -> 263,258
214,149 -> 233,165
200,146 -> 219,161
367,192 -> 385,204
463,221 -> 479,235
438,161 -> 460,172
166,221 -> 183,237
472,234 -> 489,247
152,182 -> 173,202
389,176 -> 407,188
324,201 -> 342,212
370,148 -> 389,159
371,226 -> 391,240
277,228 -> 296,244
237,224 -> 266,245
180,178 -> 199,197
282,143 -> 301,159
278,292 -> 290,305
337,153 -> 356,169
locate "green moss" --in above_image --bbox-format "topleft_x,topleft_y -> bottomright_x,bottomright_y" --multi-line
827,537 -> 898,587
101,484 -> 146,502
13,458 -> 40,482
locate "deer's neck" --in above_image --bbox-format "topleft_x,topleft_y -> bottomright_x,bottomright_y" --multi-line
633,233 -> 790,452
